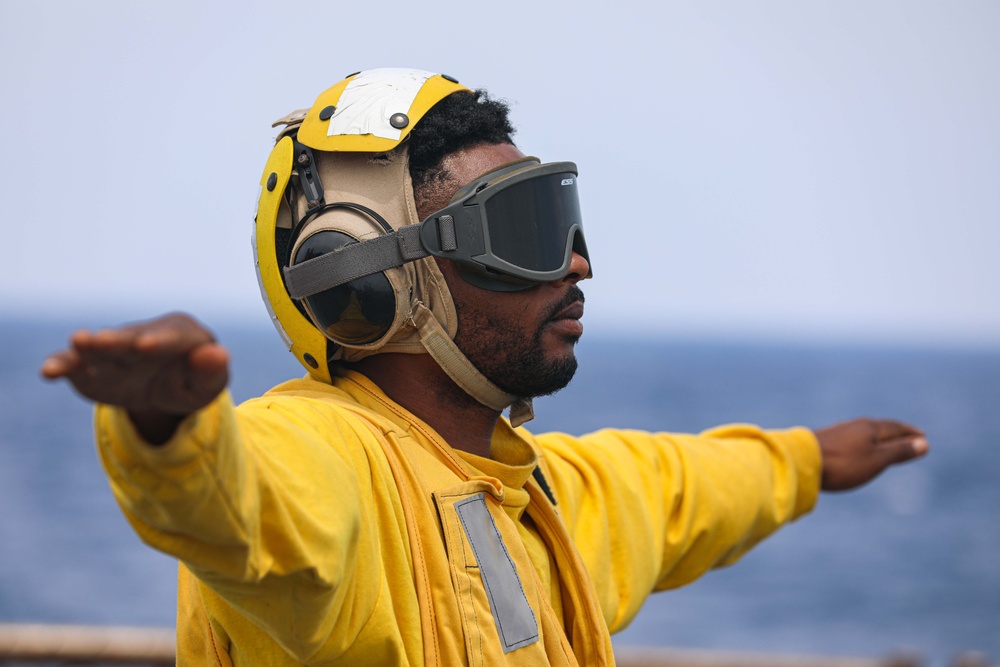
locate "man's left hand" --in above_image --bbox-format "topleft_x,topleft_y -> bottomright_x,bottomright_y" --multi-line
815,418 -> 929,491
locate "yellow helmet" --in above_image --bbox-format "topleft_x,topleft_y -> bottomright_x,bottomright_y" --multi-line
253,68 -> 534,423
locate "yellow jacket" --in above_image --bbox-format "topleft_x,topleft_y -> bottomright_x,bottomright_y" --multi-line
95,370 -> 821,666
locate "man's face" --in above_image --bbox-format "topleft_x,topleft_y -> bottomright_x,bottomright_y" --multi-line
422,143 -> 590,400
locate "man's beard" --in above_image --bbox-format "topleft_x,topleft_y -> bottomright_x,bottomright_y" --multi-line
456,286 -> 584,401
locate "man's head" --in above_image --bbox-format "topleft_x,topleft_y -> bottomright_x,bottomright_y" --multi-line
426,142 -> 589,401
408,101 -> 592,401
254,68 -> 590,422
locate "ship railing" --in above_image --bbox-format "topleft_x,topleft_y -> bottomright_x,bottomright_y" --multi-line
0,624 -> 994,666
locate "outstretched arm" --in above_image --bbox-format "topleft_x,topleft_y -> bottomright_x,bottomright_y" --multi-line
40,312 -> 229,443
42,314 -> 382,658
815,418 -> 929,491
536,416 -> 929,631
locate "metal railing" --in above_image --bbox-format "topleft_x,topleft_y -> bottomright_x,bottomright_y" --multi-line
0,624 -> 993,666
0,624 -> 173,665
615,646 -> 992,667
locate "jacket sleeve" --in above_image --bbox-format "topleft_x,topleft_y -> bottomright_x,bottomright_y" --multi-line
533,424 -> 821,633
94,390 -> 383,661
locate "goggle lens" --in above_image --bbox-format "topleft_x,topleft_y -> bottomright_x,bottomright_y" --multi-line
483,172 -> 583,273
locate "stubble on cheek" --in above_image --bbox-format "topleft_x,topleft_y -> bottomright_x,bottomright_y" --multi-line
454,286 -> 584,400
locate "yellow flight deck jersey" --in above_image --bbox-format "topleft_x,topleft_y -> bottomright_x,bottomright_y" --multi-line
95,370 -> 821,666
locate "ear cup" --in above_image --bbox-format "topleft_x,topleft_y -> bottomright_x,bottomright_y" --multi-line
293,230 -> 397,345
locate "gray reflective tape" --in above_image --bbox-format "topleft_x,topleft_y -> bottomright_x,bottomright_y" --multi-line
283,225 -> 428,299
455,494 -> 539,653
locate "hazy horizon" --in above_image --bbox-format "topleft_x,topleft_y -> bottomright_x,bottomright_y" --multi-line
4,1 -> 998,348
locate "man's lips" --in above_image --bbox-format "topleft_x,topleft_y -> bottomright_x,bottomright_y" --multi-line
547,300 -> 585,337
552,302 -> 584,322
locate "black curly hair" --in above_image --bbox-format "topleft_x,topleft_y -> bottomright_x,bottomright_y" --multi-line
407,89 -> 516,216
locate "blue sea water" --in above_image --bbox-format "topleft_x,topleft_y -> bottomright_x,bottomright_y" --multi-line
1,317 -> 997,665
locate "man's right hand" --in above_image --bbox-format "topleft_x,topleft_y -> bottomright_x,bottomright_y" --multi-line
40,313 -> 229,444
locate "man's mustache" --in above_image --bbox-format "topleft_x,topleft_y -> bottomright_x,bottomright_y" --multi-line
542,285 -> 586,323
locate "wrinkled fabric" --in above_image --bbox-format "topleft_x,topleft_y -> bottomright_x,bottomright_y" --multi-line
95,371 -> 820,666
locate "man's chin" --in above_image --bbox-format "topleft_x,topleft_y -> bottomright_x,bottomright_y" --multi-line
541,321 -> 584,356
505,353 -> 579,401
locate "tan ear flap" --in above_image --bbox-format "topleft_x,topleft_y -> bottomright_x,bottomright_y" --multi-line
289,207 -> 410,349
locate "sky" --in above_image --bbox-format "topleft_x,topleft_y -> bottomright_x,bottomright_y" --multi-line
2,1 -> 998,347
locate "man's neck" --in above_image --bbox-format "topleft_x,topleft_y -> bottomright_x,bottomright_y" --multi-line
348,353 -> 501,459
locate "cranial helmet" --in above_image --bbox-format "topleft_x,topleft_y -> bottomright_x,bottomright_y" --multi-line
254,68 -> 589,426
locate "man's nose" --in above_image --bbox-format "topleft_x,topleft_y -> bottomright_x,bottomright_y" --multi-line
562,252 -> 591,284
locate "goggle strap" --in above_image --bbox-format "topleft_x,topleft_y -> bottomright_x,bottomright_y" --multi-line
284,225 -> 427,300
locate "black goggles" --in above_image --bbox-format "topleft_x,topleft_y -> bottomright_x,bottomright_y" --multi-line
283,159 -> 591,301
419,159 -> 591,291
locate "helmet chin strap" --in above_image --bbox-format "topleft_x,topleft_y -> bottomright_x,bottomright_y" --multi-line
411,302 -> 535,427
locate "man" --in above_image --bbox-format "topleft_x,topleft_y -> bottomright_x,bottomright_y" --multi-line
42,69 -> 927,666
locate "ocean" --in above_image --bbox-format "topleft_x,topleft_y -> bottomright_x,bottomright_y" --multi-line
1,317 -> 997,665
